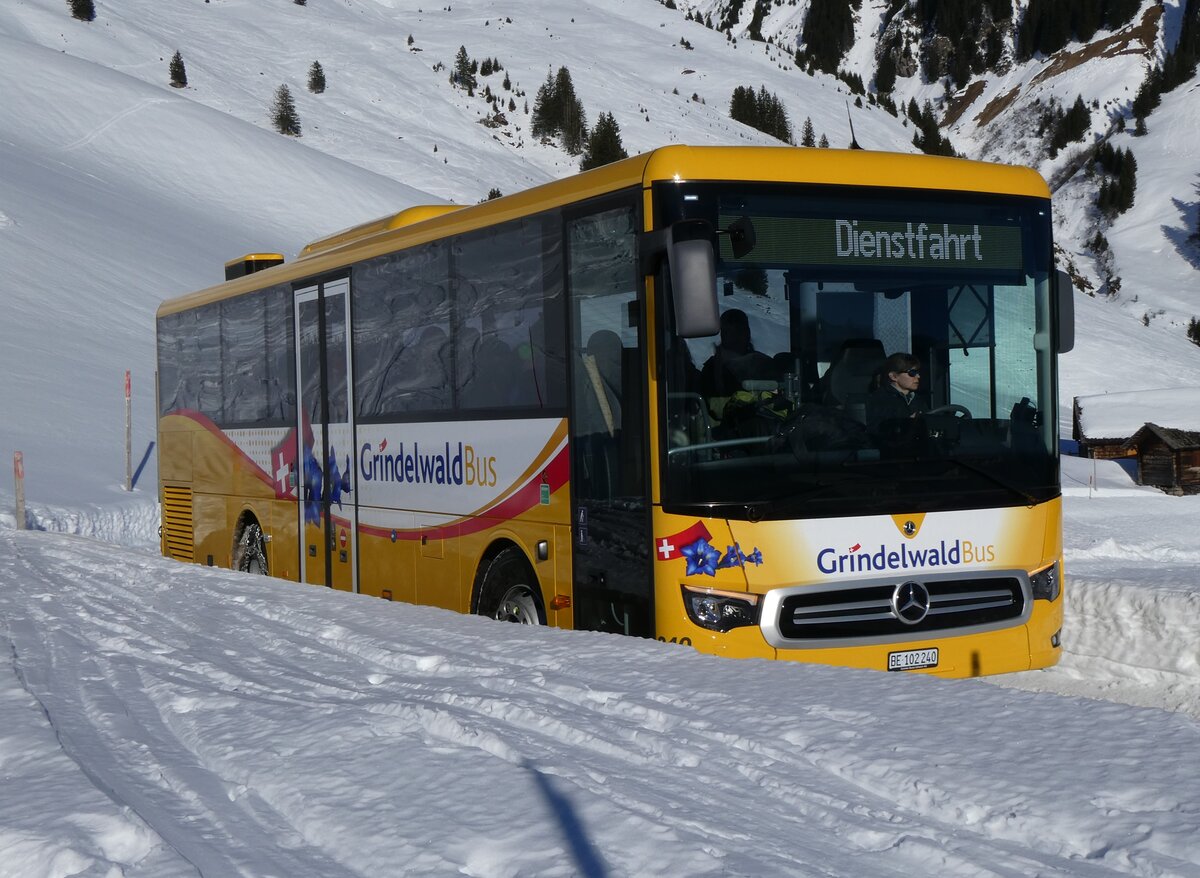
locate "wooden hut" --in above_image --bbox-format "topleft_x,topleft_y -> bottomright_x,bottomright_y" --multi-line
1123,423 -> 1200,494
1073,388 -> 1200,460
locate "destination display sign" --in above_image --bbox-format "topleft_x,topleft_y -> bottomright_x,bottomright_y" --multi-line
719,215 -> 1025,271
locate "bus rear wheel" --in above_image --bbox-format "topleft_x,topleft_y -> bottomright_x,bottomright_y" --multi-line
233,520 -> 268,576
477,548 -> 543,625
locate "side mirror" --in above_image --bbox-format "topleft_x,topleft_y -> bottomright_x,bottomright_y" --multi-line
637,220 -> 719,338
726,215 -> 757,260
1054,268 -> 1075,354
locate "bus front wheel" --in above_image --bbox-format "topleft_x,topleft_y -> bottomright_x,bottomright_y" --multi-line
477,548 -> 543,625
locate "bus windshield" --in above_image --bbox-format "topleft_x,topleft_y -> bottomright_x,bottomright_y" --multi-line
657,183 -> 1058,519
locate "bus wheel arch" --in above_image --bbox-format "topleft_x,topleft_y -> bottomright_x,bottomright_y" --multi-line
232,512 -> 269,576
472,542 -> 545,625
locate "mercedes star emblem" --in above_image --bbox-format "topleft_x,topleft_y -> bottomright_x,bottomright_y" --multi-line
892,581 -> 931,625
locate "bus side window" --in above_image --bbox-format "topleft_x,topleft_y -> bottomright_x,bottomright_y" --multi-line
352,244 -> 452,418
453,216 -> 565,412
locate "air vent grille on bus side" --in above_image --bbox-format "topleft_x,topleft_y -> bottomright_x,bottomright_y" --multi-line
162,486 -> 195,563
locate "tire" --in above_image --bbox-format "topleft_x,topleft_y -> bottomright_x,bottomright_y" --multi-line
476,548 -> 543,625
233,521 -> 269,576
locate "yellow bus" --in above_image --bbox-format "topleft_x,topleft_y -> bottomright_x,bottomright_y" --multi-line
157,145 -> 1073,677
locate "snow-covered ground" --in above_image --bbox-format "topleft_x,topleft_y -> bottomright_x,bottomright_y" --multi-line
2,457 -> 1199,877
2,0 -> 1200,874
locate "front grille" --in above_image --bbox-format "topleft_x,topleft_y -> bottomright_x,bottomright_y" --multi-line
775,575 -> 1026,643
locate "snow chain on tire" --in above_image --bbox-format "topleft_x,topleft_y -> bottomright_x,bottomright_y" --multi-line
235,522 -> 268,575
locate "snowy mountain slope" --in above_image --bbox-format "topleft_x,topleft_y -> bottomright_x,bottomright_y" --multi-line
0,32 -> 429,509
2,0 -> 917,200
0,0 -> 1197,517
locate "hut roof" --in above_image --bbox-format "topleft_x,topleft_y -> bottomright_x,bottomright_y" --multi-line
1075,387 -> 1200,440
1124,422 -> 1200,452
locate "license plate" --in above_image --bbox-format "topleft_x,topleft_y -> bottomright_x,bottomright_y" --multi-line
888,647 -> 939,671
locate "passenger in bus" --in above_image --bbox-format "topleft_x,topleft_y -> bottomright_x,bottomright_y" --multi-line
866,352 -> 927,440
700,309 -> 776,419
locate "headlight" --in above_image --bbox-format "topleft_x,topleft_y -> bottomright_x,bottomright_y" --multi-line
1031,561 -> 1061,602
681,586 -> 761,632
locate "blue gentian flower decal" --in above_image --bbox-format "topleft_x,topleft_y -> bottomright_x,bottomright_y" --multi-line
302,444 -> 323,526
325,447 -> 352,509
654,522 -> 766,576
682,538 -> 721,577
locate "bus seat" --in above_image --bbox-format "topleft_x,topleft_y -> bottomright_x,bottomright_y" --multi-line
824,339 -> 885,421
576,330 -> 624,499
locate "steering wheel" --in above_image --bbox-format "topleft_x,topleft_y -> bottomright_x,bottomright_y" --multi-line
927,404 -> 972,419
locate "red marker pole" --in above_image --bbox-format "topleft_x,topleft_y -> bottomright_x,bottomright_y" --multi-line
124,370 -> 132,492
13,451 -> 25,530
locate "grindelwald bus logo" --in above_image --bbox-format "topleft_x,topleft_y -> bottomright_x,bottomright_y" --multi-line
816,538 -> 996,575
360,440 -> 498,487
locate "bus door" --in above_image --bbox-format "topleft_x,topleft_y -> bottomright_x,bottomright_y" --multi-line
565,202 -> 652,636
294,278 -> 359,593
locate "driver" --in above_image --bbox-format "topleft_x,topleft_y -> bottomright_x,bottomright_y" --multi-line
867,353 -> 927,436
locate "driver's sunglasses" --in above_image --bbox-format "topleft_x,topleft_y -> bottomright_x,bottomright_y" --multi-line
904,368 -> 921,377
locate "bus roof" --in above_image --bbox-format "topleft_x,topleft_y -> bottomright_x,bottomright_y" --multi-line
159,145 -> 1050,318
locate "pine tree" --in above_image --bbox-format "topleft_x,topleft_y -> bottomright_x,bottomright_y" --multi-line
798,0 -> 855,74
1131,67 -> 1162,126
1048,94 -> 1090,156
69,0 -> 95,22
169,51 -> 187,89
452,46 -> 476,91
1189,317 -> 1200,346
580,112 -> 629,171
729,85 -> 791,143
554,68 -> 588,154
729,86 -> 759,129
530,67 -> 588,154
1116,149 -> 1137,212
818,133 -> 830,148
1096,146 -> 1137,217
875,46 -> 897,95
531,71 -> 559,139
801,117 -> 816,147
757,87 -> 793,143
271,84 -> 301,137
307,61 -> 326,94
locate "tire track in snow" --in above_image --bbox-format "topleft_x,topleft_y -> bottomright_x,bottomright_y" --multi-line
58,97 -> 173,152
2,531 -> 368,878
